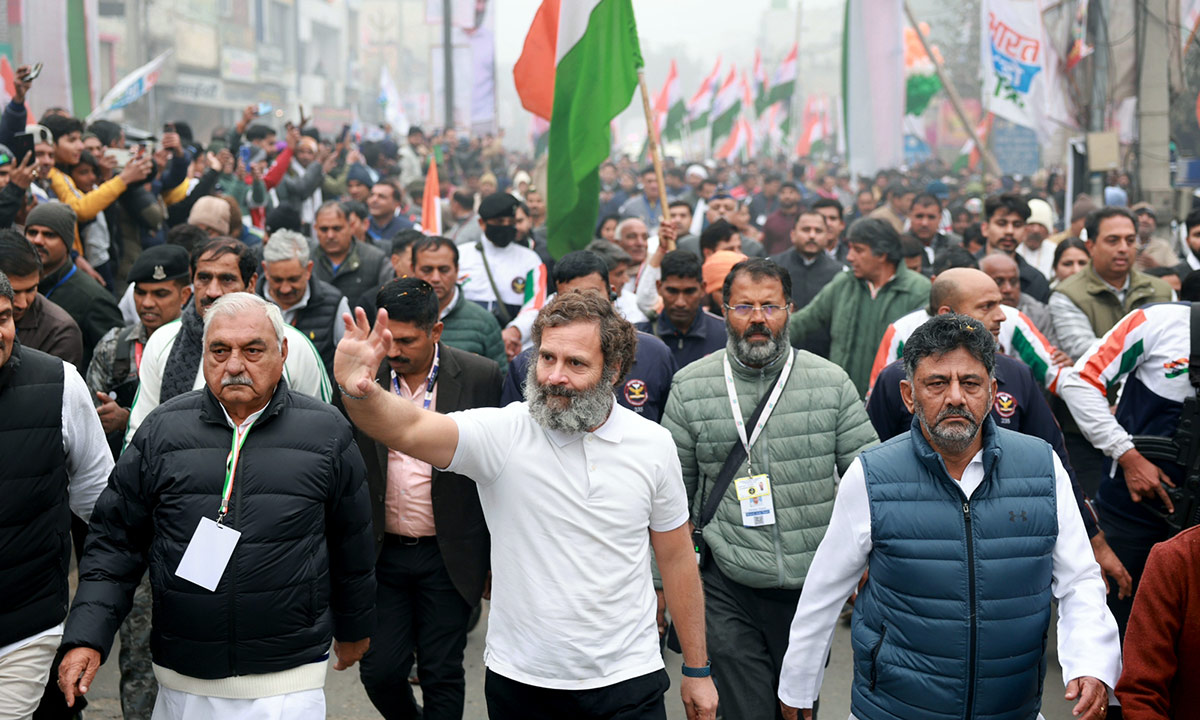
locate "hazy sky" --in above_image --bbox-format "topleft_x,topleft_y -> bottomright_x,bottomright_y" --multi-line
490,0 -> 784,141
492,0 -> 779,67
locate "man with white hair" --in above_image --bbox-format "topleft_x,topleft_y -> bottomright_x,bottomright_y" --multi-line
59,292 -> 376,720
126,237 -> 331,445
258,229 -> 350,377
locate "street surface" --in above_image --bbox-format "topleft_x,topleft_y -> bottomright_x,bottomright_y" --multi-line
83,601 -> 1084,719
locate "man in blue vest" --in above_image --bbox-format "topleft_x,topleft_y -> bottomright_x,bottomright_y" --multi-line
778,313 -> 1121,720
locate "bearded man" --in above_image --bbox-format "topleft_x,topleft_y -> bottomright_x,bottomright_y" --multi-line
334,292 -> 718,720
661,257 -> 878,720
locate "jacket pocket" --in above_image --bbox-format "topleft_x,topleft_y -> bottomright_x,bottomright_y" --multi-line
869,624 -> 887,691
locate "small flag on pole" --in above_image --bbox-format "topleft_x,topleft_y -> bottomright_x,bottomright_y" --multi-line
421,157 -> 442,236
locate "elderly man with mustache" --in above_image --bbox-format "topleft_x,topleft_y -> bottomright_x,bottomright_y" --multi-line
124,237 -> 331,445
58,292 -> 376,720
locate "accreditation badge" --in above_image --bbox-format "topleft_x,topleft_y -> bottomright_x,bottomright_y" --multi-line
734,474 -> 776,527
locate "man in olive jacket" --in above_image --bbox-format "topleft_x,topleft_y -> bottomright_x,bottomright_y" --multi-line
787,217 -> 930,397
662,258 -> 878,720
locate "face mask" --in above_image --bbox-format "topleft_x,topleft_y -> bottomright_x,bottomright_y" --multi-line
485,224 -> 517,248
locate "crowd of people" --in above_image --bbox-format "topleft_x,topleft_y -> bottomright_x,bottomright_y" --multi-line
1,59 -> 1199,720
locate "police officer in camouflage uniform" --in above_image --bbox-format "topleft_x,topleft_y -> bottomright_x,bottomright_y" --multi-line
83,243 -> 190,720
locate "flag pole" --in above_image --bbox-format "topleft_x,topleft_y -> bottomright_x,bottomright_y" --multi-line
637,69 -> 669,235
902,1 -> 1002,178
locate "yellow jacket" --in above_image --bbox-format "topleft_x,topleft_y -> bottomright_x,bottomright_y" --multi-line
48,167 -> 128,223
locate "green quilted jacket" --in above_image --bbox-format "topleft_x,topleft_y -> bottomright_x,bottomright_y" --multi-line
661,348 -> 878,589
439,289 -> 508,374
788,265 -> 930,398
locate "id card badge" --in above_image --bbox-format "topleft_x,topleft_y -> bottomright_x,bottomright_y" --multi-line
735,474 -> 776,527
175,517 -> 241,591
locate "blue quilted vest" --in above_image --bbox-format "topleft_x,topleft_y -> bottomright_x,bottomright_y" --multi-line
850,417 -> 1057,720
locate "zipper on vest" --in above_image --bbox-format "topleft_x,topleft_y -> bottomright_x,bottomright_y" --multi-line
963,501 -> 976,720
228,448 -> 245,672
869,623 -> 887,690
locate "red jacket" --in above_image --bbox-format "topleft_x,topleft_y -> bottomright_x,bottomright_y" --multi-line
1116,525 -> 1200,719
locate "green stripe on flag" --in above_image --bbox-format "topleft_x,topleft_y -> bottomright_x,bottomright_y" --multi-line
1010,329 -> 1050,386
546,0 -> 642,260
1107,340 -> 1144,392
67,0 -> 92,116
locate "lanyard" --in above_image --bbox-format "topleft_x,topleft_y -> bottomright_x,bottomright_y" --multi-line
217,420 -> 254,524
722,348 -> 795,474
391,345 -> 440,410
44,265 -> 77,300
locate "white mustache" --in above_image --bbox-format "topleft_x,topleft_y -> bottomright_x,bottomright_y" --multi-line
222,375 -> 253,387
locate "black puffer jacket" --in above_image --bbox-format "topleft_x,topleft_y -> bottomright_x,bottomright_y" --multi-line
62,381 -> 375,679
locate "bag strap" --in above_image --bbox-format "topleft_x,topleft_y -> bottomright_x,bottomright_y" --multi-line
696,353 -> 790,528
475,242 -> 512,325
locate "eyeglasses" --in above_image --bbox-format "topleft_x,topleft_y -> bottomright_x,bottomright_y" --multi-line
723,304 -> 788,319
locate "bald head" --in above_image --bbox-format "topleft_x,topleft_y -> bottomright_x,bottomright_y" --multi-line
978,252 -> 1018,276
929,268 -> 1006,338
978,252 -> 1021,307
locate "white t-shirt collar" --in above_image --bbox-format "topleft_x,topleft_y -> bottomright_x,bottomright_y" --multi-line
542,397 -> 623,447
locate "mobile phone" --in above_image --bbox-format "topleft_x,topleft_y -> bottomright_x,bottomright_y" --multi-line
107,148 -> 133,170
239,145 -> 252,167
9,132 -> 35,165
135,144 -> 147,160
256,102 -> 273,116
20,62 -> 42,82
338,124 -> 351,143
163,123 -> 176,134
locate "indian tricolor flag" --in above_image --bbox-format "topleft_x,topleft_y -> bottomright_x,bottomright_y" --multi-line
686,57 -> 722,132
13,0 -> 101,117
717,74 -> 756,160
952,112 -> 994,173
513,0 -> 642,258
420,156 -> 442,236
769,43 -> 797,106
753,50 -> 769,115
652,60 -> 681,143
796,94 -> 831,157
709,66 -> 741,152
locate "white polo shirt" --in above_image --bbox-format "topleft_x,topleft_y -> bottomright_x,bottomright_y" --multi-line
443,401 -> 689,690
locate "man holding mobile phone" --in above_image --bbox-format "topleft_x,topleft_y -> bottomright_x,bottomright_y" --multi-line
0,64 -> 37,150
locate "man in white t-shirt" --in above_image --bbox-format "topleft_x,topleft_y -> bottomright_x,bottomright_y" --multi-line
335,291 -> 718,720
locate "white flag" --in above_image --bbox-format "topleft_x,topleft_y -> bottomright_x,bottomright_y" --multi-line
378,65 -> 410,136
980,0 -> 1073,143
86,50 -> 172,122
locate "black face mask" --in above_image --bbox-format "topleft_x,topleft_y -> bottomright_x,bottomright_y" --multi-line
485,224 -> 517,248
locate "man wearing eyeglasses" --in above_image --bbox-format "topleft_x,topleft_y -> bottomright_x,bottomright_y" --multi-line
661,257 -> 878,720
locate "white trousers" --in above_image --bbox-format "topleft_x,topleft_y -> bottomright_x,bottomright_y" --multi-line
152,685 -> 325,720
0,631 -> 62,720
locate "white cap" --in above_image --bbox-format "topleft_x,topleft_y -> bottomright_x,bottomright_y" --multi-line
1026,198 -> 1054,230
685,164 -> 708,180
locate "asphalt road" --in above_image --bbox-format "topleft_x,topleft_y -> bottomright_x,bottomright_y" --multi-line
82,601 -> 1085,719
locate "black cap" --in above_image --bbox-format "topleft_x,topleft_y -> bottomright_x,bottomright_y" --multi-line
478,192 -> 520,220
128,244 -> 190,284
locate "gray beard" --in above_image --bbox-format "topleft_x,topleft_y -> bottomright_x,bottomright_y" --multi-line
524,361 -> 616,434
914,401 -> 984,455
727,321 -> 790,367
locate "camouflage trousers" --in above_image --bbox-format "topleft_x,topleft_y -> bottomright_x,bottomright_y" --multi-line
117,576 -> 156,719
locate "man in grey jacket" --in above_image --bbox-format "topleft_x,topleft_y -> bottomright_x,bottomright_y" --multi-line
662,257 -> 878,720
